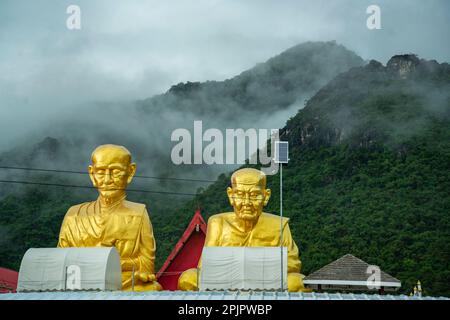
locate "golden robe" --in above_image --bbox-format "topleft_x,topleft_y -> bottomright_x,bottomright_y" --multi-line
202,212 -> 301,273
57,196 -> 158,290
178,212 -> 306,291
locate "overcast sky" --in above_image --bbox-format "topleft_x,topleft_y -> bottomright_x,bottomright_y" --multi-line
0,0 -> 449,150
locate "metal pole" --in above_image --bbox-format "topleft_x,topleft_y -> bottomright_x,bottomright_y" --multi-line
65,266 -> 68,291
280,163 -> 283,292
132,264 -> 135,292
197,267 -> 200,291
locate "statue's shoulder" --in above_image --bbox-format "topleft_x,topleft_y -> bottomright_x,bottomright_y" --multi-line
207,212 -> 234,224
122,200 -> 147,215
64,201 -> 94,217
261,212 -> 290,225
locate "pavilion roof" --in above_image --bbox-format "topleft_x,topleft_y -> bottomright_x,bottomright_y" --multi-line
303,254 -> 401,289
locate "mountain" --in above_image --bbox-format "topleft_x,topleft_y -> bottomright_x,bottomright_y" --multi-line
168,54 -> 450,296
0,41 -> 364,176
0,41 -> 365,272
138,41 -> 364,117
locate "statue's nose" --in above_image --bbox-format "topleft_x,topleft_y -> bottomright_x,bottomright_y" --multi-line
104,170 -> 112,184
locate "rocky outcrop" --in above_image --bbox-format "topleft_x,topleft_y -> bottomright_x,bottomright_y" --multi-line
387,54 -> 420,79
284,53 -> 450,151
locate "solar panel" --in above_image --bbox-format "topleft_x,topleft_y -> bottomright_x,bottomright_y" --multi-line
274,141 -> 289,163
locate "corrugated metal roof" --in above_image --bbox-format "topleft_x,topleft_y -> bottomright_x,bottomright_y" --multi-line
0,291 -> 447,300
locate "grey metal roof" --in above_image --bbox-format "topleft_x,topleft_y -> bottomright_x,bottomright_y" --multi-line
0,291 -> 447,300
304,254 -> 400,284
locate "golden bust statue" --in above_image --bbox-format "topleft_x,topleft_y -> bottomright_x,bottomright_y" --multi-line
57,144 -> 162,291
178,168 -> 308,292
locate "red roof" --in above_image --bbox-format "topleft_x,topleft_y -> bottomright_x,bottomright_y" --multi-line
0,267 -> 18,293
157,209 -> 207,290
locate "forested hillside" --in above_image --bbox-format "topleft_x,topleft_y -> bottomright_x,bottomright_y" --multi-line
169,55 -> 450,296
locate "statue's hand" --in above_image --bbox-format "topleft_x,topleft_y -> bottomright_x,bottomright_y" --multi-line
134,271 -> 156,283
121,259 -> 134,271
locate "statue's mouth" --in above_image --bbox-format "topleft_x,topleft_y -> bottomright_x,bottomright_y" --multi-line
99,188 -> 123,194
241,209 -> 256,217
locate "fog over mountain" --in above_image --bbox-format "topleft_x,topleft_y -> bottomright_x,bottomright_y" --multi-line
1,0 -> 450,151
0,41 -> 364,203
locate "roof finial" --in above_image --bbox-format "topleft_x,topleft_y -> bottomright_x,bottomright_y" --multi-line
417,280 -> 422,297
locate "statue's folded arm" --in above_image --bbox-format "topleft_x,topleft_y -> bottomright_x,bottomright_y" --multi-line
135,208 -> 156,275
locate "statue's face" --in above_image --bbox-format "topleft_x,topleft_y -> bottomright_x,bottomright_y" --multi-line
227,171 -> 271,223
88,146 -> 136,199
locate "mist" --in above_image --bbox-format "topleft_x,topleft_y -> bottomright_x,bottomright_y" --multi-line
0,0 -> 449,208
1,0 -> 450,151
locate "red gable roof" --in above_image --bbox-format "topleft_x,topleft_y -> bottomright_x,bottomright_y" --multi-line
157,209 -> 207,290
0,267 -> 18,293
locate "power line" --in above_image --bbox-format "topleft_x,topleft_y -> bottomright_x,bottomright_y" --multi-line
0,179 -> 261,200
0,180 -> 197,197
0,166 -> 216,183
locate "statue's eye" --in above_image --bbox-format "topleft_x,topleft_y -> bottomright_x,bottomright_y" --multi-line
112,169 -> 122,176
96,170 -> 105,175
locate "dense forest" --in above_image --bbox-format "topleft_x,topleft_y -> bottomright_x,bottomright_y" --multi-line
0,45 -> 449,297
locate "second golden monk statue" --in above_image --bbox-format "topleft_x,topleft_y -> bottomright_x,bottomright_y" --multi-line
57,144 -> 162,291
178,168 -> 309,292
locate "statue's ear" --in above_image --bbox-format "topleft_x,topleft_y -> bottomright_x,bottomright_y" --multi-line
263,188 -> 271,206
127,163 -> 137,184
227,187 -> 234,206
88,165 -> 97,187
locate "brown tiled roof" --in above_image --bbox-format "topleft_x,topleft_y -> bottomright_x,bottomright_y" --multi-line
304,254 -> 400,283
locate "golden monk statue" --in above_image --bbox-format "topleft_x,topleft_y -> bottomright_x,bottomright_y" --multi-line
178,168 -> 308,292
58,144 -> 162,291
